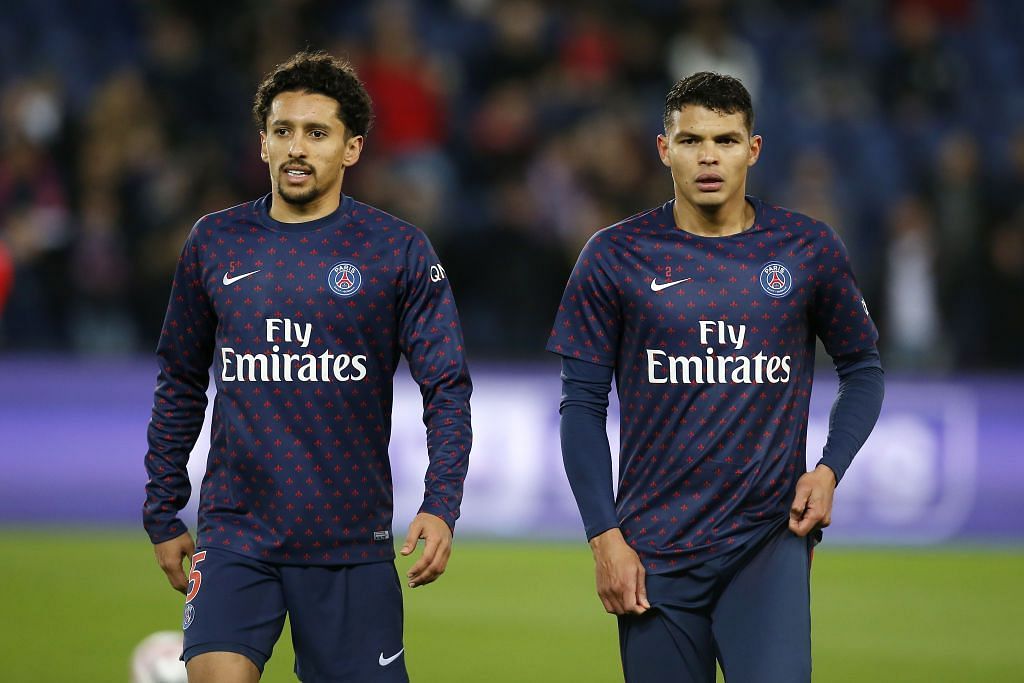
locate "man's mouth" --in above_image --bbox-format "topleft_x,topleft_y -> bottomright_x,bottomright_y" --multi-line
695,173 -> 724,192
282,166 -> 313,184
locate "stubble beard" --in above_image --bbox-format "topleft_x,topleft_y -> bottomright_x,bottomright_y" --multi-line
277,176 -> 321,206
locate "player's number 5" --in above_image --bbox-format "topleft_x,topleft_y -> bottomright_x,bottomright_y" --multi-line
185,550 -> 207,603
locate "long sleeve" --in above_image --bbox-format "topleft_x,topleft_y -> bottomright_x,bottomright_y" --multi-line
559,356 -> 618,540
816,347 -> 885,484
398,230 -> 472,532
142,224 -> 216,544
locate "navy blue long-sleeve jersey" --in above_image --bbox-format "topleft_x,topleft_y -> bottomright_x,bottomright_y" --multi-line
547,197 -> 878,574
143,194 -> 472,565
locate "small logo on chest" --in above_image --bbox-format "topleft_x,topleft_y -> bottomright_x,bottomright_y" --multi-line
328,262 -> 362,297
650,277 -> 692,292
759,262 -> 793,298
222,268 -> 261,286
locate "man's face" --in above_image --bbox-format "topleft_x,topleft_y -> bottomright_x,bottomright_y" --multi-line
657,105 -> 761,210
260,90 -> 363,207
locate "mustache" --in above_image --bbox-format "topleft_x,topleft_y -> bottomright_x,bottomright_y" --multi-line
280,162 -> 315,173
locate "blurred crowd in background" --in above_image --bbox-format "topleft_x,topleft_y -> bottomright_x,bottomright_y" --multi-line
1,0 -> 1022,368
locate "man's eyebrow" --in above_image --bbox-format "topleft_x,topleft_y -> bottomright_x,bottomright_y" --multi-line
674,129 -> 744,139
268,118 -> 335,129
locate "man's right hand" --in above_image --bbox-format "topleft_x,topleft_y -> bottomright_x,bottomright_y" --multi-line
153,532 -> 196,594
589,528 -> 650,615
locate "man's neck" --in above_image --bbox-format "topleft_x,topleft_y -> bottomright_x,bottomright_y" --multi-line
269,190 -> 341,223
672,192 -> 754,238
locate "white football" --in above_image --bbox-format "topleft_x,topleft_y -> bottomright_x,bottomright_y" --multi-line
131,631 -> 188,683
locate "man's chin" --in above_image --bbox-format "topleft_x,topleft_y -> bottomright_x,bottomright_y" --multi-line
688,191 -> 727,209
277,186 -> 320,206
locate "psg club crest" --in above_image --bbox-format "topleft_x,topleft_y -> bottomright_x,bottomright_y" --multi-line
182,603 -> 195,630
328,262 -> 362,298
759,262 -> 793,298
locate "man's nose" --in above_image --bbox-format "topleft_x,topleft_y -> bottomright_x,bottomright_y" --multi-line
698,142 -> 718,164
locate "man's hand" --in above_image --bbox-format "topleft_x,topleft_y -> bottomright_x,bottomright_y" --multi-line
589,528 -> 650,615
153,532 -> 196,594
400,512 -> 453,588
789,464 -> 837,537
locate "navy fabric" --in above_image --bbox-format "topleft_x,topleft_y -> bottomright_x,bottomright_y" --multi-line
182,548 -> 408,682
548,197 -> 879,573
143,194 -> 472,564
819,350 -> 885,484
618,523 -> 813,683
559,347 -> 884,540
558,358 -> 617,540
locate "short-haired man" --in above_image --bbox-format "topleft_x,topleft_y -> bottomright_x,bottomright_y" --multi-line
549,72 -> 884,682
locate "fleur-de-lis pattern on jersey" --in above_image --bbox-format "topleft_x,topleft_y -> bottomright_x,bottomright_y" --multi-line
144,194 -> 472,565
548,197 -> 876,574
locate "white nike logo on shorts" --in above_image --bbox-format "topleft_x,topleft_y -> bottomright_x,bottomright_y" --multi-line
650,277 -> 692,292
222,269 -> 261,286
379,648 -> 404,666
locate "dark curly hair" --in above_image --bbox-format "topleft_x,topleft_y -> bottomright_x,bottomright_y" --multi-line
664,72 -> 754,133
252,50 -> 374,138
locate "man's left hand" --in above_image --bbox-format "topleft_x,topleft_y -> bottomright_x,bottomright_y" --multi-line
400,512 -> 453,588
789,464 -> 837,537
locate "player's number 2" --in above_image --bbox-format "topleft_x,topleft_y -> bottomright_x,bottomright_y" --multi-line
185,550 -> 207,603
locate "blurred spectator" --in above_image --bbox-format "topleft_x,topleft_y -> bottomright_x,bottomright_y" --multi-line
70,192 -> 135,353
0,77 -> 72,348
984,207 -> 1024,367
882,196 -> 948,370
468,80 -> 538,184
441,178 -> 567,357
928,129 -> 986,366
355,0 -> 459,234
360,1 -> 451,157
784,3 -> 876,124
880,2 -> 966,123
666,0 -> 761,101
993,125 -> 1024,220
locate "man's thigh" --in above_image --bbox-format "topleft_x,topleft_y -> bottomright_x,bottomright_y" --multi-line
617,568 -> 722,683
283,561 -> 408,683
618,607 -> 716,683
181,547 -> 287,675
712,527 -> 813,683
186,651 -> 260,683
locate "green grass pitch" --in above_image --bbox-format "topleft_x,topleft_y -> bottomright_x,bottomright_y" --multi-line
4,528 -> 1022,682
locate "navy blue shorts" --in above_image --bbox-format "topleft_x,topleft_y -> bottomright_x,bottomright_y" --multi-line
618,524 -> 816,683
181,548 -> 407,683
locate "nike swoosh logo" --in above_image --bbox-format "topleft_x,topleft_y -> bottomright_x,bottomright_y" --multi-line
222,269 -> 261,286
650,277 -> 692,292
379,649 -> 404,666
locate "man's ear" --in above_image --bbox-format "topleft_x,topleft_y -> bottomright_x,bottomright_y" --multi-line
657,134 -> 671,168
747,134 -> 762,168
342,135 -> 364,167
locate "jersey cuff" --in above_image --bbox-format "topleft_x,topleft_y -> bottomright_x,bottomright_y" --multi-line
417,502 -> 458,534
146,519 -> 189,545
585,522 -> 621,542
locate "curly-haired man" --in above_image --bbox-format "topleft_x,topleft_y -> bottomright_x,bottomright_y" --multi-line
144,51 -> 472,683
